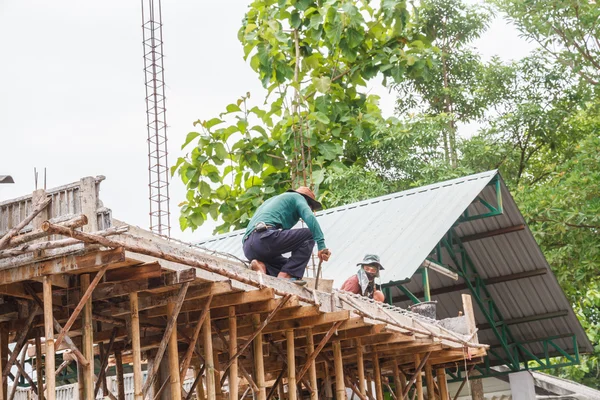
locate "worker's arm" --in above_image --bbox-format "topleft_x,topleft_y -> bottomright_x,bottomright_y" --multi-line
296,196 -> 327,250
340,275 -> 360,294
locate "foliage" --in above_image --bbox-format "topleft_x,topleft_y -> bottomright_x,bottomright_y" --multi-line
394,0 -> 495,167
175,0 -> 437,233
493,0 -> 600,86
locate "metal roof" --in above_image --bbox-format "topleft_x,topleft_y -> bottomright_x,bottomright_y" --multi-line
196,170 -> 593,359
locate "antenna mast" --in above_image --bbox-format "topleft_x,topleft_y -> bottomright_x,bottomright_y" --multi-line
141,0 -> 170,237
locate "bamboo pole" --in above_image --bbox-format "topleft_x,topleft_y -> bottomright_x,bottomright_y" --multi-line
305,328 -> 318,400
228,306 -> 238,400
286,330 -> 297,400
94,328 -> 118,398
142,282 -> 190,396
3,303 -> 38,381
7,347 -> 26,400
372,353 -> 383,400
81,274 -> 95,400
414,355 -> 423,400
130,292 -> 143,400
393,358 -> 405,400
43,276 -> 55,400
0,328 -> 6,400
366,374 -> 372,400
167,302 -> 183,400
194,360 -> 206,400
181,295 -> 213,382
0,196 -> 51,249
424,364 -> 434,400
6,214 -> 88,247
203,311 -> 216,400
252,314 -> 266,400
214,326 -> 259,393
35,333 -> 44,400
56,265 -> 108,348
297,320 -> 344,382
401,353 -> 430,400
356,339 -> 366,398
436,368 -> 448,400
115,350 -> 126,400
213,349 -> 223,399
333,341 -> 345,400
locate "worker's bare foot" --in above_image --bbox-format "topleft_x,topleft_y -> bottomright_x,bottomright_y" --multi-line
277,272 -> 307,286
250,260 -> 266,274
277,272 -> 292,279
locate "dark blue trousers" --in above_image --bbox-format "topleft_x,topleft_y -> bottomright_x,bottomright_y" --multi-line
243,228 -> 315,278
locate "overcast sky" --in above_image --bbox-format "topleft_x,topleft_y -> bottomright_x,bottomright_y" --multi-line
0,1 -> 536,242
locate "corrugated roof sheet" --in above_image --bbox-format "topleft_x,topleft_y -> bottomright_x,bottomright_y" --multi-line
196,170 -> 593,360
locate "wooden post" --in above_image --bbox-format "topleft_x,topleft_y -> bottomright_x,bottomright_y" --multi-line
414,355 -> 423,400
0,326 -> 7,400
436,368 -> 448,400
424,364 -> 434,400
332,341 -> 345,400
35,333 -> 44,400
80,274 -> 94,400
80,177 -> 99,232
366,373 -> 372,400
115,350 -> 126,400
203,311 -> 216,400
356,339 -> 366,398
213,349 -> 223,399
305,328 -> 318,400
43,276 -> 55,400
167,302 -> 183,399
372,353 -> 383,400
195,359 -> 206,400
286,330 -> 296,400
228,307 -> 238,400
130,292 -> 143,400
393,358 -> 406,400
252,315 -> 266,400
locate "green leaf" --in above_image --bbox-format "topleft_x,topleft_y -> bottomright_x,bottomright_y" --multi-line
214,142 -> 228,160
318,142 -> 340,160
226,103 -> 242,113
205,118 -> 224,129
182,132 -> 200,149
244,176 -> 264,189
199,181 -> 212,198
312,76 -> 331,93
312,112 -> 330,124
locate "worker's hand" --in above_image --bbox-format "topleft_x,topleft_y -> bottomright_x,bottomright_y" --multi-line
318,249 -> 331,262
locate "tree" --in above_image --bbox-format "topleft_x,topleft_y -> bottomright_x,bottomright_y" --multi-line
175,0 -> 435,233
493,0 -> 600,86
394,0 -> 494,167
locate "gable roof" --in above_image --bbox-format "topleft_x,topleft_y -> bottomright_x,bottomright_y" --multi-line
196,170 -> 593,360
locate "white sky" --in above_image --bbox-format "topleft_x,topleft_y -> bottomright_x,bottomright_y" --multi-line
0,1 -> 536,242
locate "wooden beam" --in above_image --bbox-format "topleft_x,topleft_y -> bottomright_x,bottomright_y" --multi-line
167,302 -> 183,400
306,327 -> 319,400
236,310 -> 349,337
459,224 -> 525,243
81,274 -> 95,400
56,265 -> 108,348
229,306 -> 239,400
105,262 -> 162,282
115,350 -> 126,400
373,352 -> 383,400
252,314 -> 266,400
130,292 -> 143,400
6,214 -> 88,248
142,282 -> 190,397
43,276 -> 56,400
333,341 -> 345,400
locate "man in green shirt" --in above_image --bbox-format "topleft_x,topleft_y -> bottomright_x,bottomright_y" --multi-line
242,186 -> 331,285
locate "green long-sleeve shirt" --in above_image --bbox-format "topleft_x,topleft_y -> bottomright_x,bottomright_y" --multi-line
243,192 -> 326,250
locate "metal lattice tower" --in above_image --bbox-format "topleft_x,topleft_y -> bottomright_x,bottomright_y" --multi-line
141,0 -> 170,237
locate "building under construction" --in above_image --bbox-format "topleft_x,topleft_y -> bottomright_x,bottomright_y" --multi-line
0,171 -> 590,400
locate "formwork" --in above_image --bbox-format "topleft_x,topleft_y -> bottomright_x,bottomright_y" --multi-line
0,177 -> 486,400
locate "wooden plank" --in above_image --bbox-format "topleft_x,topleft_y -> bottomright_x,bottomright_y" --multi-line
0,248 -> 125,285
105,262 -> 161,282
146,288 -> 275,317
130,293 -> 143,400
43,276 -> 56,400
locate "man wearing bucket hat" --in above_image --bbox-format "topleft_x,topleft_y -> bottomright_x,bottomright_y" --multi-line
340,254 -> 385,302
242,186 -> 331,285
